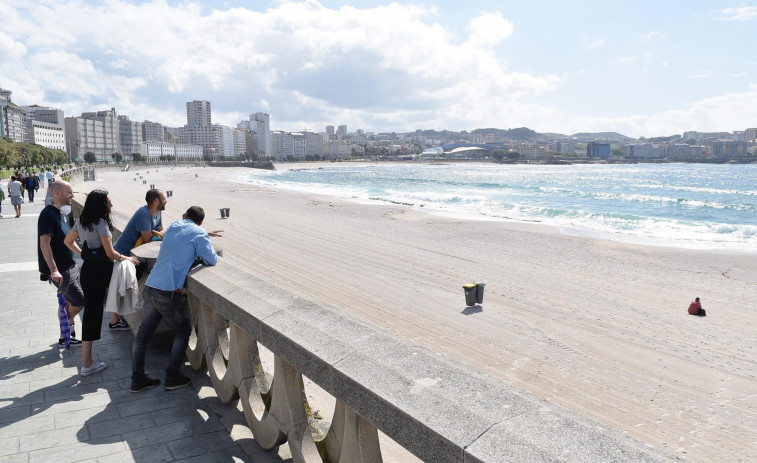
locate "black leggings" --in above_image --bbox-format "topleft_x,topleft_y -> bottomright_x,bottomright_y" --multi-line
80,261 -> 113,341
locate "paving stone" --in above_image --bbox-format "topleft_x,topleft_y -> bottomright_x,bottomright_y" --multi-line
166,430 -> 238,460
19,424 -> 89,452
92,442 -> 174,463
87,412 -> 156,440
0,436 -> 20,457
27,438 -> 126,463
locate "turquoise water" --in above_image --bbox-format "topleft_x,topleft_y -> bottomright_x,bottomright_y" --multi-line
232,163 -> 757,252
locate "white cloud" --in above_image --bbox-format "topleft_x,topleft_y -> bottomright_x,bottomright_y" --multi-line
1,0 -> 560,131
719,6 -> 757,20
640,31 -> 664,40
581,36 -> 606,50
685,70 -> 716,79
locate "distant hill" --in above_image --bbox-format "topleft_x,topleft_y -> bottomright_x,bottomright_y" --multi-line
471,127 -> 539,141
571,132 -> 633,142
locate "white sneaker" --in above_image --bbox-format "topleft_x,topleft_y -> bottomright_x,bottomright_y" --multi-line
80,361 -> 107,377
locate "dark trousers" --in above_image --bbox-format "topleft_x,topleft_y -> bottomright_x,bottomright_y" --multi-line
132,286 -> 192,381
27,188 -> 34,202
80,261 -> 113,341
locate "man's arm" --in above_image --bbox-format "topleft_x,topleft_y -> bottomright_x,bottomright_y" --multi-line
195,234 -> 218,266
139,230 -> 153,244
39,234 -> 62,283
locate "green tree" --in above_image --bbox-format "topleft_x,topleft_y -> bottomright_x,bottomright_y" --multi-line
132,152 -> 146,162
83,152 -> 97,163
112,152 -> 123,163
491,148 -> 506,160
506,151 -> 520,160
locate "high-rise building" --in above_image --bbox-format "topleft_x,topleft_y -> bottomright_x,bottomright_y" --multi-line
24,106 -> 66,151
142,120 -> 165,142
118,115 -> 142,157
746,128 -> 757,141
65,108 -> 122,162
187,100 -> 212,127
337,125 -> 347,138
239,113 -> 271,157
1,89 -> 27,143
326,125 -> 335,138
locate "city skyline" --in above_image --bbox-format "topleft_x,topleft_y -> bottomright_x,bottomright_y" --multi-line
1,1 -> 755,138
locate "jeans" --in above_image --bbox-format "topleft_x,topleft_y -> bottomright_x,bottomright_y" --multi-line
132,286 -> 192,381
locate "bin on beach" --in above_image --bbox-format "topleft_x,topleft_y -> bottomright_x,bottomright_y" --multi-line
463,283 -> 477,307
475,283 -> 486,304
220,208 -> 226,219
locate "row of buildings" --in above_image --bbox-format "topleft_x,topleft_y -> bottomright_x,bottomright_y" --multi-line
3,87 -> 755,163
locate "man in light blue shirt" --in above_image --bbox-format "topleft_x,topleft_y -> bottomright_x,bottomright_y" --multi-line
131,206 -> 219,392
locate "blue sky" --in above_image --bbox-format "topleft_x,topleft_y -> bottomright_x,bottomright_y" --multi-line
1,0 -> 755,137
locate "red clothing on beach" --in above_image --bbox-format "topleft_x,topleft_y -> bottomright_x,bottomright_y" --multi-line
688,300 -> 702,315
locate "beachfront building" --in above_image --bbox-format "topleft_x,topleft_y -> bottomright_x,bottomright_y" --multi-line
187,100 -> 212,127
238,113 -> 271,158
709,141 -> 748,159
324,139 -> 352,160
586,142 -> 611,159
2,93 -> 28,143
119,116 -> 142,158
22,106 -> 66,150
64,108 -> 123,162
177,124 -> 224,158
667,144 -> 706,161
271,130 -> 323,160
143,120 -> 165,142
140,141 -> 203,162
624,143 -> 664,159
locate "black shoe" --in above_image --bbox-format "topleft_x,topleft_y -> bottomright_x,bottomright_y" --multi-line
131,377 -> 161,393
58,337 -> 82,347
164,374 -> 191,391
109,316 -> 130,330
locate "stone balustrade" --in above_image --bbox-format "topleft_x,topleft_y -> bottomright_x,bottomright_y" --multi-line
67,168 -> 675,463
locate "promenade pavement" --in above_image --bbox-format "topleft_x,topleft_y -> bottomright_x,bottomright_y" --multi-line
0,190 -> 285,462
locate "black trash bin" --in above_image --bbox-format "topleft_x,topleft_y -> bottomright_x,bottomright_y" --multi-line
463,284 -> 477,307
475,283 -> 486,304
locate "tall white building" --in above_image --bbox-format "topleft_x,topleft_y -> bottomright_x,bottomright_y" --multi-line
118,115 -> 142,156
142,120 -> 165,142
238,113 -> 271,157
23,106 -> 65,150
187,100 -> 211,127
65,108 -> 122,162
1,89 -> 27,143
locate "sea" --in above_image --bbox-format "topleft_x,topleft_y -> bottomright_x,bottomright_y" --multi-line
231,162 -> 757,252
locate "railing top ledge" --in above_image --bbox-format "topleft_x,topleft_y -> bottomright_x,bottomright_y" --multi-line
182,259 -> 674,463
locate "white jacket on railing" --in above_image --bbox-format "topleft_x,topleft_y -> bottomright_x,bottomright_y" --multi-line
105,260 -> 139,315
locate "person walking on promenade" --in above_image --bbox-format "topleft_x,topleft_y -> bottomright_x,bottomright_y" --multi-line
46,170 -> 54,187
688,297 -> 706,317
0,182 -> 5,218
110,188 -> 167,329
25,174 -> 38,203
8,175 -> 23,218
131,206 -> 219,392
38,180 -> 83,346
64,189 -> 141,376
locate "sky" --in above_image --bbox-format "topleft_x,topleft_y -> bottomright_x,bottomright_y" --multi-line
1,0 -> 755,138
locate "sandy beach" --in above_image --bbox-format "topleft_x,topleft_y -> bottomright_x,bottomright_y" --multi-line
82,165 -> 756,462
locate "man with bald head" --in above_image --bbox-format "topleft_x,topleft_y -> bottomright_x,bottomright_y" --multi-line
38,180 -> 84,346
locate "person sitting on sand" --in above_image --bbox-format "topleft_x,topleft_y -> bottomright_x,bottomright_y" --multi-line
688,297 -> 706,317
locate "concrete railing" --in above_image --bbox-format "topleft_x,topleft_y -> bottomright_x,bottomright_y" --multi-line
71,171 -> 675,463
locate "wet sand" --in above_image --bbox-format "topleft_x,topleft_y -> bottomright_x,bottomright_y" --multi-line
85,165 -> 757,462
